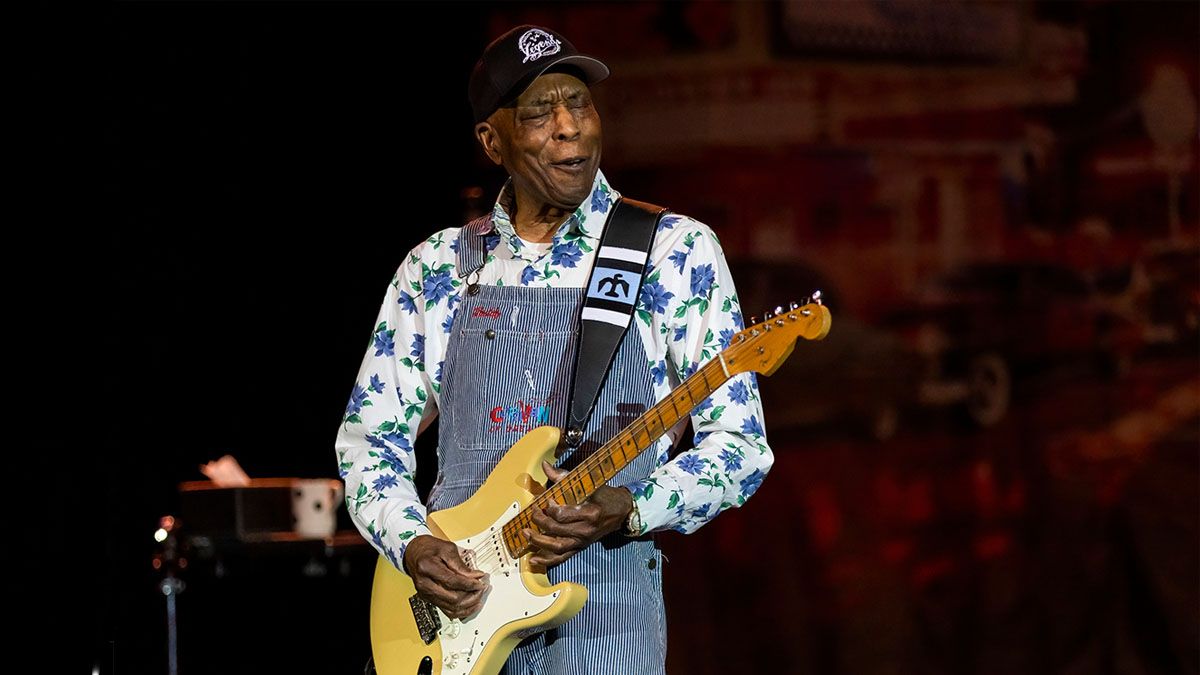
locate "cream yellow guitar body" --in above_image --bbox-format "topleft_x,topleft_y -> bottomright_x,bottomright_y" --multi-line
370,426 -> 586,675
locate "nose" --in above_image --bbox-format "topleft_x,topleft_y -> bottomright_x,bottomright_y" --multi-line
551,104 -> 580,142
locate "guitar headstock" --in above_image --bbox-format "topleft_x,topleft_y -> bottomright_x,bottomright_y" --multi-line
722,292 -> 832,377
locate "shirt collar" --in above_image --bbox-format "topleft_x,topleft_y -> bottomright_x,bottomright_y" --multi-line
486,169 -> 619,255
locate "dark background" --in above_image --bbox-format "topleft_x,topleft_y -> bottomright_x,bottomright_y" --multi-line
91,2 -> 1197,674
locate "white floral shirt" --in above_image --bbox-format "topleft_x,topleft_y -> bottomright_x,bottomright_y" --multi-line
335,170 -> 773,568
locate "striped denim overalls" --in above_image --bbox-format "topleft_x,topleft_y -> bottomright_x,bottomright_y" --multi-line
425,229 -> 667,674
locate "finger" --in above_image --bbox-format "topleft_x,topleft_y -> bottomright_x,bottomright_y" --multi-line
524,527 -> 580,555
542,460 -> 567,484
442,588 -> 488,619
435,567 -> 490,593
414,580 -> 468,612
531,506 -> 593,537
530,549 -> 574,567
460,588 -> 488,617
543,502 -> 597,524
439,547 -> 487,579
421,557 -> 489,593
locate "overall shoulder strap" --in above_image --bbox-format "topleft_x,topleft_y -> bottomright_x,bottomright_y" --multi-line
456,213 -> 493,281
564,197 -> 668,447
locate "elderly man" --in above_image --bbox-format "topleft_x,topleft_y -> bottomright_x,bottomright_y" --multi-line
336,25 -> 772,673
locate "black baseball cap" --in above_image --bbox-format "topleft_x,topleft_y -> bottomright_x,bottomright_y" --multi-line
468,25 -> 610,124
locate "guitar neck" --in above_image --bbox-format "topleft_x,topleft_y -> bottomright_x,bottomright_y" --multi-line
502,357 -> 731,555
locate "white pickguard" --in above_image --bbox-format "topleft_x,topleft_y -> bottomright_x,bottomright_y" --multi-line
432,502 -> 559,673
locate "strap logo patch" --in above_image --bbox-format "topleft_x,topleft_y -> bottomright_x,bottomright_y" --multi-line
587,267 -> 635,303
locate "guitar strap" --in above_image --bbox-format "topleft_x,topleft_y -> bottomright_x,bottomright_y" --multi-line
563,197 -> 667,447
454,197 -> 667,449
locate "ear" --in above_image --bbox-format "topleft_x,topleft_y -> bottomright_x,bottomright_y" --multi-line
474,121 -> 504,166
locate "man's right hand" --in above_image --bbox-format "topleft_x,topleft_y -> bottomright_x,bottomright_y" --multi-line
403,535 -> 489,619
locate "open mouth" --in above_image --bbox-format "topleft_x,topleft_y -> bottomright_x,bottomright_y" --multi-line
552,157 -> 588,168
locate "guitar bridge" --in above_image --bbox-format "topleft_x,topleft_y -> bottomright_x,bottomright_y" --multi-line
409,594 -> 442,645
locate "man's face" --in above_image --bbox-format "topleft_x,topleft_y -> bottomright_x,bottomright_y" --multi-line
477,72 -> 602,211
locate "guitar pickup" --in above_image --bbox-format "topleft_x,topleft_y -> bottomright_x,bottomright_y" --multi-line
409,594 -> 442,645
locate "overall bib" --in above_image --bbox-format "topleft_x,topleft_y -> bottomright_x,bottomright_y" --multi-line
426,235 -> 667,674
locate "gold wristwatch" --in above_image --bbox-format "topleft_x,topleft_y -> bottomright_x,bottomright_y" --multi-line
623,499 -> 642,536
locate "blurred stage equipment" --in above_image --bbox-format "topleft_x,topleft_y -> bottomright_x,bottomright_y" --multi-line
153,514 -> 185,675
165,478 -> 369,671
179,477 -> 345,543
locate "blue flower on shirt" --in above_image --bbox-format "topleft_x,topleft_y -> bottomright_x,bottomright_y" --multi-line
590,185 -> 610,213
739,469 -> 766,499
397,291 -> 418,314
372,473 -> 399,492
668,249 -> 688,273
483,232 -> 501,253
690,263 -> 716,297
442,310 -> 456,334
673,325 -> 687,342
719,328 -> 735,349
520,264 -> 538,285
657,214 -> 681,232
650,360 -> 668,386
368,374 -> 385,394
410,334 -> 425,360
692,396 -> 713,415
382,429 -> 412,451
740,415 -> 764,437
403,505 -> 426,525
719,448 -> 743,472
729,380 -> 751,405
423,270 -> 455,306
639,281 -> 674,315
367,444 -> 408,474
678,454 -> 706,475
373,327 -> 395,358
346,384 -> 368,417
551,240 -> 582,268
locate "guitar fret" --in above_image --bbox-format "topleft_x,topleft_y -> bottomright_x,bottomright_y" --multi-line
680,380 -> 697,411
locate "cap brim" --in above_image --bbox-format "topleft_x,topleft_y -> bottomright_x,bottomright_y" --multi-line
497,55 -> 611,110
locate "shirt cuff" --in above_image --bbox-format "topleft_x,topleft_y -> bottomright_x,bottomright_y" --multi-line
621,470 -> 684,535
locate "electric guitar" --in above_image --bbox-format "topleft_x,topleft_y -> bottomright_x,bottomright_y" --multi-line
370,297 -> 832,675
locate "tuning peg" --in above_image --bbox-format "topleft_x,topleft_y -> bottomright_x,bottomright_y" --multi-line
812,290 -> 822,305
789,301 -> 799,310
749,315 -> 760,326
763,309 -> 773,320
774,305 -> 784,316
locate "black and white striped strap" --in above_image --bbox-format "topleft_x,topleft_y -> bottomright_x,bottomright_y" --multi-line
566,197 -> 667,446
